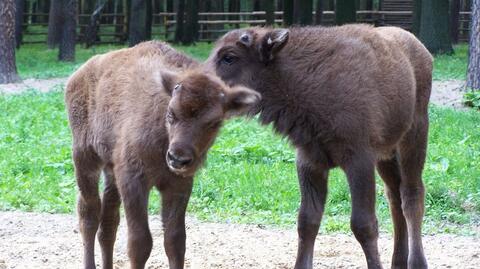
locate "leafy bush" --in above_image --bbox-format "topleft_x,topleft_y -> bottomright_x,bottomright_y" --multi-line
464,90 -> 480,110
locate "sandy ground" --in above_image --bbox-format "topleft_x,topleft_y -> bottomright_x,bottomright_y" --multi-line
0,78 -> 67,94
0,211 -> 479,269
0,78 -> 469,110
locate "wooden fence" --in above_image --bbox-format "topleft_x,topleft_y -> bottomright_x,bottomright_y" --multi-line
21,10 -> 473,44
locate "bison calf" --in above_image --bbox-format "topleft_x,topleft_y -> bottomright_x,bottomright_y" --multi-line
207,25 -> 433,269
65,41 -> 259,269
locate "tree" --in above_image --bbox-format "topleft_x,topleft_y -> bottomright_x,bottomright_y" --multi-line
85,0 -> 107,48
228,0 -> 241,28
283,0 -> 294,26
412,0 -> 421,36
0,0 -> 20,84
466,0 -> 480,90
174,0 -> 185,43
315,0 -> 323,25
450,0 -> 460,44
263,0 -> 275,25
15,0 -> 24,48
58,0 -> 77,61
47,0 -> 61,49
182,0 -> 199,44
293,0 -> 313,25
418,0 -> 453,54
129,0 -> 149,46
335,0 -> 356,25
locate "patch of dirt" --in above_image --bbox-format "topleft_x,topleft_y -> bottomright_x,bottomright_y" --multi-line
430,80 -> 467,109
0,78 -> 468,110
0,212 -> 479,269
0,78 -> 67,94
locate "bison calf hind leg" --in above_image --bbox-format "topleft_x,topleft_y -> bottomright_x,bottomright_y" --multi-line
342,151 -> 383,269
399,118 -> 429,269
377,155 -> 409,269
98,165 -> 121,269
74,148 -> 103,269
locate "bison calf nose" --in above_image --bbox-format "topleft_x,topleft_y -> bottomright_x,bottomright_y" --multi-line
167,150 -> 193,169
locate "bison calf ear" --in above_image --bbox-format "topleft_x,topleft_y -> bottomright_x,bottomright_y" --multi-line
259,29 -> 289,64
161,70 -> 179,96
225,86 -> 261,118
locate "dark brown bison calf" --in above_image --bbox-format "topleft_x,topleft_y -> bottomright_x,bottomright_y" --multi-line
206,25 -> 433,269
65,41 -> 259,269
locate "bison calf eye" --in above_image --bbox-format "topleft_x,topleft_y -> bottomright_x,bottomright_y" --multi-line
220,55 -> 236,65
207,121 -> 222,130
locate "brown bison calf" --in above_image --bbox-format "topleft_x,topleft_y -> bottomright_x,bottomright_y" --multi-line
65,41 -> 259,269
206,25 -> 433,269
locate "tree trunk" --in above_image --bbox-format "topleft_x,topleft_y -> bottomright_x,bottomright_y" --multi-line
412,0 -> 421,36
146,0 -> 152,40
450,0 -> 460,44
293,0 -> 313,25
335,0 -> 356,25
47,0 -> 61,49
0,0 -> 20,84
419,0 -> 453,54
467,0 -> 480,90
182,0 -> 198,44
283,0 -> 294,26
174,0 -> 185,43
129,0 -> 148,46
85,0 -> 106,47
228,0 -> 241,28
15,0 -> 24,48
264,0 -> 275,25
315,0 -> 323,25
58,0 -> 77,61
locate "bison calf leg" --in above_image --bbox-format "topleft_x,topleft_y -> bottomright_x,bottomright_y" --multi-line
377,156 -> 409,269
74,148 -> 102,269
117,166 -> 152,269
399,119 -> 428,269
98,165 -> 121,269
343,151 -> 383,269
294,151 -> 328,269
160,178 -> 193,269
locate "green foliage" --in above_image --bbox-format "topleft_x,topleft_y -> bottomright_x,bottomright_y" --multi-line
433,44 -> 468,80
464,90 -> 480,110
0,90 -> 479,234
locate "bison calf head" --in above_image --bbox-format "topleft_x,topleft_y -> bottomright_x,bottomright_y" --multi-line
206,27 -> 289,89
162,70 -> 260,176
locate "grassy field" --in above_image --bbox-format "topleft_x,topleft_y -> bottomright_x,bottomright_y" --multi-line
1,42 -> 477,234
16,42 -> 468,81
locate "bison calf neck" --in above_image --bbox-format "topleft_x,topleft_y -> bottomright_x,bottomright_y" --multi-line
65,41 -> 259,269
207,25 -> 433,269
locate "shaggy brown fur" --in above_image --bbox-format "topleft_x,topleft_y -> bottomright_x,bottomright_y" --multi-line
65,41 -> 259,269
206,25 -> 433,269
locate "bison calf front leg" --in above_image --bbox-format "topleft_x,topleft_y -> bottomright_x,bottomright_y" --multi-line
160,178 -> 193,269
294,149 -> 329,269
116,165 -> 153,269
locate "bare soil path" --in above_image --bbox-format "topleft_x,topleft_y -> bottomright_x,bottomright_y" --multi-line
0,78 -> 469,109
0,212 -> 479,269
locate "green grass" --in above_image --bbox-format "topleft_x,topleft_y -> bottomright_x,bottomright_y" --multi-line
433,44 -> 468,81
1,90 -> 479,234
16,42 -> 467,81
16,42 -> 214,79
